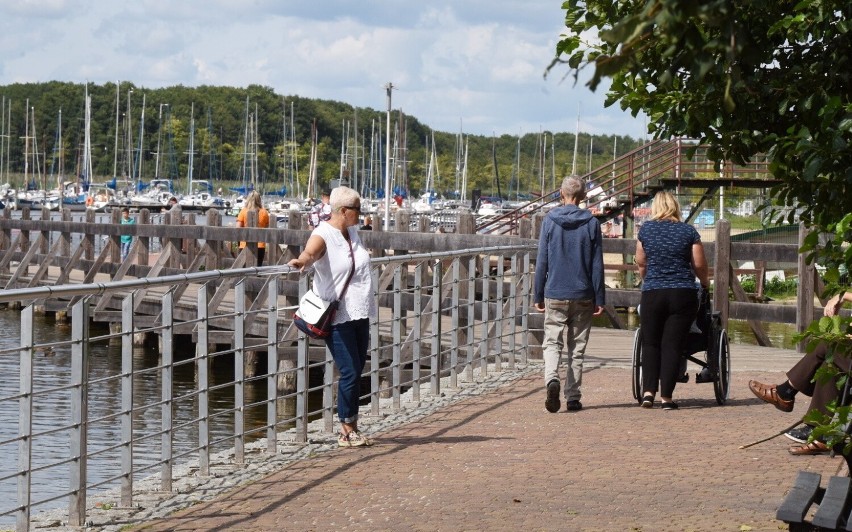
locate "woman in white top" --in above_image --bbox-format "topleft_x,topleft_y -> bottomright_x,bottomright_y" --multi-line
288,186 -> 376,447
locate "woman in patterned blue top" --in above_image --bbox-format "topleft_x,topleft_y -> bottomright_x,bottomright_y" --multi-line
635,192 -> 709,410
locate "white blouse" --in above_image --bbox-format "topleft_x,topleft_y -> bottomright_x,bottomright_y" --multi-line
311,223 -> 376,324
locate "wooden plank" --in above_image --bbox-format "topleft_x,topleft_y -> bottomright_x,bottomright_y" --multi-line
813,475 -> 852,529
728,264 -> 773,347
776,470 -> 822,524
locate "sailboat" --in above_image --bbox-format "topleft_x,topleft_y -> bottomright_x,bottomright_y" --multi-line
411,131 -> 441,213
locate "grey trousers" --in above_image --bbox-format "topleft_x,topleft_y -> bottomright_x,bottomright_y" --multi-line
542,298 -> 594,402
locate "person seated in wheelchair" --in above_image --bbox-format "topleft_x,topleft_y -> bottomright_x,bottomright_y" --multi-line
635,191 -> 710,410
748,291 -> 852,455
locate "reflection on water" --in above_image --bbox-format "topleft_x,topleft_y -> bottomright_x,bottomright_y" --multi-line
593,310 -> 797,350
0,308 -> 304,524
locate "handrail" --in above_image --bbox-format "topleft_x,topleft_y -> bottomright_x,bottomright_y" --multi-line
476,139 -> 775,234
0,243 -> 536,531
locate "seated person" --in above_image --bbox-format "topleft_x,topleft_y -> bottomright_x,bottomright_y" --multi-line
748,291 -> 852,455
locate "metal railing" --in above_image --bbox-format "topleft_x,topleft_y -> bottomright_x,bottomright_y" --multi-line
0,244 -> 535,531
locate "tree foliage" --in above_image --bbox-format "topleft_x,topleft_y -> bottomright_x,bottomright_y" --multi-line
551,0 -> 851,283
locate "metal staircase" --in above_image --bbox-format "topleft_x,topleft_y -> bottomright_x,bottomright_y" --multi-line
476,139 -> 776,235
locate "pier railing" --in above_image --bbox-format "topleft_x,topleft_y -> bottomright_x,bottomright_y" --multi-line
0,243 -> 535,531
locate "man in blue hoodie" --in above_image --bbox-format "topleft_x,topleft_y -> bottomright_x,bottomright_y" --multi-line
534,176 -> 606,412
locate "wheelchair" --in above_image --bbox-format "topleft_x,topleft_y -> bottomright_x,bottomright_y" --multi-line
631,288 -> 731,405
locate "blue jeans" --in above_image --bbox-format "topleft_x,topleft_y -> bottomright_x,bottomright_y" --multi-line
121,241 -> 132,262
325,318 -> 370,423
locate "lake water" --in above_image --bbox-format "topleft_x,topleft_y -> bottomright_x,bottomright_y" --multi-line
0,307 -> 301,525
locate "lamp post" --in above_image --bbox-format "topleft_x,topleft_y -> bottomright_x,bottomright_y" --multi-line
383,82 -> 394,230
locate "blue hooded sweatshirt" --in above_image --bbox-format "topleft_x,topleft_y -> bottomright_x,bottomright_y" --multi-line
534,204 -> 605,306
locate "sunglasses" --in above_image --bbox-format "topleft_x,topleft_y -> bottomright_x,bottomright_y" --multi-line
343,205 -> 361,213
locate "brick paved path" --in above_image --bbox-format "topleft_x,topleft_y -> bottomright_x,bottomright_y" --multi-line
133,365 -> 843,532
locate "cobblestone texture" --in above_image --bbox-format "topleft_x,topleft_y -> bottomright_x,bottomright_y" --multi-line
29,330 -> 843,531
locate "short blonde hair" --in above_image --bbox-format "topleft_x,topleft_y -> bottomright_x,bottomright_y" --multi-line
561,176 -> 586,202
330,186 -> 361,210
650,191 -> 682,222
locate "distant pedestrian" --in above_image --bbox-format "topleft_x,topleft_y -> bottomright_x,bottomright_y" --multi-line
308,191 -> 332,229
236,190 -> 270,266
534,176 -> 605,413
360,215 -> 373,231
634,191 -> 709,410
120,207 -> 134,262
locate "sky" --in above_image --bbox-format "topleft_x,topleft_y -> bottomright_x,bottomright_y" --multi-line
0,0 -> 647,140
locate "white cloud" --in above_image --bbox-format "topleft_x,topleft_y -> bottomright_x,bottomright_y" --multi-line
0,1 -> 645,138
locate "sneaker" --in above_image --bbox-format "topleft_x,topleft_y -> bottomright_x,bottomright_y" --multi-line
785,425 -> 813,444
566,400 -> 583,412
661,402 -> 679,411
338,430 -> 373,447
545,380 -> 561,413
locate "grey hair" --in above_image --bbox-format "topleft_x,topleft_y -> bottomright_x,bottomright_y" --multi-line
561,176 -> 586,201
329,186 -> 361,210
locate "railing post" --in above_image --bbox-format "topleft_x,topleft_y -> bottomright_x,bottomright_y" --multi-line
370,265 -> 381,416
40,206 -> 50,255
138,208 -> 150,267
61,207 -> 71,257
466,255 -> 477,381
161,290 -> 174,491
796,222 -> 815,353
17,305 -> 34,532
450,258 -> 460,387
20,207 -> 30,254
480,255 -> 490,376
412,262 -> 424,402
392,265 -> 403,409
110,207 -> 121,265
296,275 -> 311,442
233,281 -> 245,462
713,219 -> 731,329
68,298 -> 89,526
266,276 -> 279,453
120,292 -> 135,507
507,254 -> 517,370
84,208 -> 94,261
494,254 -> 504,372
431,258 -> 443,395
521,251 -> 531,364
197,284 -> 210,476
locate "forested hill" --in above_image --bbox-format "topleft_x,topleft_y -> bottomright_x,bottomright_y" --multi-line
0,81 -> 642,198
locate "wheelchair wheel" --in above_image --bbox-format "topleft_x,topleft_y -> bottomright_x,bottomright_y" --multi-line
632,328 -> 643,403
713,329 -> 731,405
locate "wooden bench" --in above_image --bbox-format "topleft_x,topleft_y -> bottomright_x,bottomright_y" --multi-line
778,471 -> 852,531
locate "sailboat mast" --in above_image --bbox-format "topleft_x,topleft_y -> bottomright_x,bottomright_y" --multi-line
23,99 -> 29,191
136,92 -> 146,183
84,91 -> 93,191
186,102 -> 195,194
113,82 -> 120,179
571,108 -> 580,176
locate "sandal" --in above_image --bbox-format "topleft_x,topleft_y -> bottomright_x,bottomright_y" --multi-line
788,440 -> 830,456
641,394 -> 654,408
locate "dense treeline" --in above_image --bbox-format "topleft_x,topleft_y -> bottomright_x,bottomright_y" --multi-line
0,81 -> 642,199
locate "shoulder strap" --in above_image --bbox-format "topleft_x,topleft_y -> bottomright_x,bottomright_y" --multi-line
336,237 -> 357,302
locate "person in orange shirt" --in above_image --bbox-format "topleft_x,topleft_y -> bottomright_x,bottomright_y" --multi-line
236,190 -> 270,265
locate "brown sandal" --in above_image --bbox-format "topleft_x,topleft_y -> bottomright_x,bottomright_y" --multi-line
788,440 -> 830,456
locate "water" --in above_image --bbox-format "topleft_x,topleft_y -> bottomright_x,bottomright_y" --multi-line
0,307 -> 297,524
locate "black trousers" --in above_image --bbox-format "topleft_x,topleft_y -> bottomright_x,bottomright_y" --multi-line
640,288 -> 699,397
